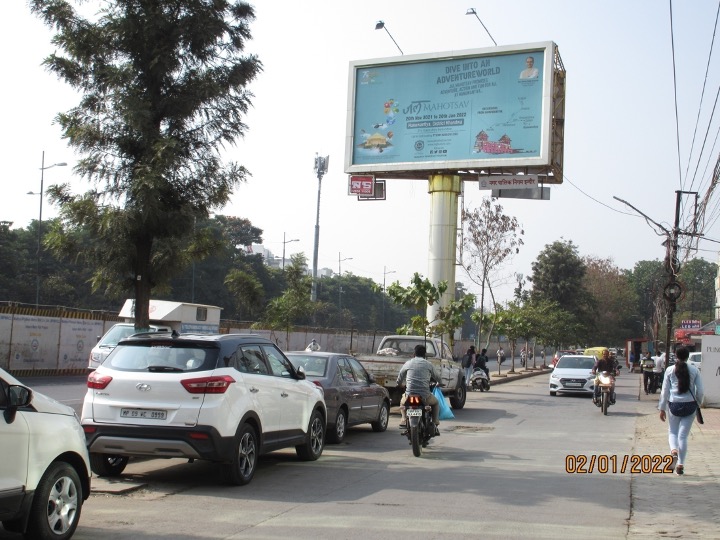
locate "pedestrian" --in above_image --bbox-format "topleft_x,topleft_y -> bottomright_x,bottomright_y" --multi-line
462,345 -> 476,387
629,350 -> 636,372
497,346 -> 505,365
305,339 -> 321,352
658,346 -> 704,475
642,352 -> 655,394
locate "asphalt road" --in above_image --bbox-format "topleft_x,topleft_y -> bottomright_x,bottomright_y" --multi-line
3,370 -> 665,539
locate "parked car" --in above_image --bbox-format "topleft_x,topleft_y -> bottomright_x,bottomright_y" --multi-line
551,350 -> 576,368
82,333 -> 327,486
688,351 -> 702,372
549,355 -> 597,396
1,367 -> 91,540
286,351 -> 391,443
88,322 -> 171,370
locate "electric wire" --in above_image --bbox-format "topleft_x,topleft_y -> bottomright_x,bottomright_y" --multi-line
669,0 -> 684,192
683,1 -> 720,190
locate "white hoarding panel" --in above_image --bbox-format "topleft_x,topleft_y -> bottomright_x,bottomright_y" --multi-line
0,313 -> 12,370
9,315 -> 60,371
700,335 -> 720,408
59,318 -> 104,369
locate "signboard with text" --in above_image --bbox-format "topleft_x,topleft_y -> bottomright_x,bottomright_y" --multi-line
345,42 -> 559,179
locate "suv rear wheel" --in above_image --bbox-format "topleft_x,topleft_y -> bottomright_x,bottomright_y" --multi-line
225,423 -> 258,486
90,454 -> 129,477
449,380 -> 467,409
295,409 -> 325,460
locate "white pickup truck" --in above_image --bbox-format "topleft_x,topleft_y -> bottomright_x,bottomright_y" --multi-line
354,335 -> 466,408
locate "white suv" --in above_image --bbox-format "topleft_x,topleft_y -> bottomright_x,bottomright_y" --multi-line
0,368 -> 91,540
82,333 -> 326,485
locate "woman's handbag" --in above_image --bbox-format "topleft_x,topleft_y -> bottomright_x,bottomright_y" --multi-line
669,400 -> 697,417
690,388 -> 704,424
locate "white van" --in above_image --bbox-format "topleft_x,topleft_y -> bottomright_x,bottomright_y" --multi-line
87,323 -> 171,370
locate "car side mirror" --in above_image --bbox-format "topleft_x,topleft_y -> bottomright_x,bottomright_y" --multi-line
368,373 -> 376,384
4,385 -> 32,424
295,365 -> 306,380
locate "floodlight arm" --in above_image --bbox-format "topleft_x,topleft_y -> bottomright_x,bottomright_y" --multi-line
465,8 -> 497,46
375,21 -> 404,55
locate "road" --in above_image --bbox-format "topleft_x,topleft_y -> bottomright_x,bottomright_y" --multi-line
3,370 -> 677,539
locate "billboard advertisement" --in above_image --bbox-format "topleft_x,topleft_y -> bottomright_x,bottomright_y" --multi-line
345,42 -> 557,178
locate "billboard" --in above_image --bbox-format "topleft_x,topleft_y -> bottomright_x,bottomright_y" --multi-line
345,42 -> 563,181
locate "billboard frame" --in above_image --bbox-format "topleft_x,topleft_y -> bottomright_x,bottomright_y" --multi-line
344,41 -> 565,183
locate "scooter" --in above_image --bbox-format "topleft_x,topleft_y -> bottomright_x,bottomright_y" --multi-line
469,367 -> 490,392
593,371 -> 616,416
400,386 -> 438,457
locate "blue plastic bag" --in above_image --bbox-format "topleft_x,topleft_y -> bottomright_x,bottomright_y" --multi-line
433,385 -> 455,420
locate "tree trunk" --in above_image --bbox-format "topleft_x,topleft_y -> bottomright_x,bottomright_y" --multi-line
132,237 -> 153,330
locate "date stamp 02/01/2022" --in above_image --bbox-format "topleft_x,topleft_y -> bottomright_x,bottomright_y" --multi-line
565,454 -> 675,474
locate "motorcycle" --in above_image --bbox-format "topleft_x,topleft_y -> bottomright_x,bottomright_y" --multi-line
647,371 -> 661,394
400,386 -> 438,457
593,371 -> 616,415
469,367 -> 490,392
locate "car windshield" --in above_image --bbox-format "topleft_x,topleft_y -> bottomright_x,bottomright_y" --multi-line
106,342 -> 219,372
98,325 -> 138,347
286,355 -> 328,377
689,353 -> 702,363
557,357 -> 595,370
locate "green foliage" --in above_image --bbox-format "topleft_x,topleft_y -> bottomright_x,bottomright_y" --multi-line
529,239 -> 595,341
30,0 -> 262,327
386,273 -> 476,345
256,254 -> 314,339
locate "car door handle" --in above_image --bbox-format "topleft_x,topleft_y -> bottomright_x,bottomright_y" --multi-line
249,387 -> 259,393
281,392 -> 289,398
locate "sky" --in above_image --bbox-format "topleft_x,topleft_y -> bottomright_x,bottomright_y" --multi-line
3,0 -> 720,307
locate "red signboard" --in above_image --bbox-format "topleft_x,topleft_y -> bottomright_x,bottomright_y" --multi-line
349,175 -> 375,195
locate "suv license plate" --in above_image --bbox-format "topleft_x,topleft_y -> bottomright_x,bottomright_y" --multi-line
407,409 -> 422,417
120,408 -> 167,420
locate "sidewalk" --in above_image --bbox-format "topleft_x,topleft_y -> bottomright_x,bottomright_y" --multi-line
627,405 -> 720,538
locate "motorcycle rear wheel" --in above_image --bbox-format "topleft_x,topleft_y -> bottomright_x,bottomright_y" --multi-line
410,425 -> 422,457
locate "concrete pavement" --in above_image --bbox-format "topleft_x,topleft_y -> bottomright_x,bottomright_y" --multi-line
628,402 -> 720,537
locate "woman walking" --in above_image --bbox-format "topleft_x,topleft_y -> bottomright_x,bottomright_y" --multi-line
658,346 -> 704,475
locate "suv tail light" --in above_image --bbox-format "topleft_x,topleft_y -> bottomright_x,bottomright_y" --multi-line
181,375 -> 236,394
88,372 -> 113,389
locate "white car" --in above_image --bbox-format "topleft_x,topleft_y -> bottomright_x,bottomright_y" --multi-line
688,351 -> 702,372
549,355 -> 597,396
82,333 -> 327,485
88,322 -> 171,370
0,368 -> 91,540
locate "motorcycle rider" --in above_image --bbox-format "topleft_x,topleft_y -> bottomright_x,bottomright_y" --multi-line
592,349 -> 618,404
397,344 -> 441,435
476,348 -> 490,379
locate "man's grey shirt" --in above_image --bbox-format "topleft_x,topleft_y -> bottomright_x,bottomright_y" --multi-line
397,356 -> 441,398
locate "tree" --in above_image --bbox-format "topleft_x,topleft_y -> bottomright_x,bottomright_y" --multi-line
582,256 -> 638,345
528,239 -> 594,340
676,257 -> 717,323
493,301 -> 529,374
256,254 -> 315,344
460,197 -> 523,348
627,260 -> 666,344
32,0 -> 262,328
386,273 -> 476,348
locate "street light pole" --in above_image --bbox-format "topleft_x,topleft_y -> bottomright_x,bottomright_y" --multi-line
338,253 -> 353,309
282,232 -> 299,271
311,154 -> 329,301
382,266 -> 396,329
30,151 -> 67,308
